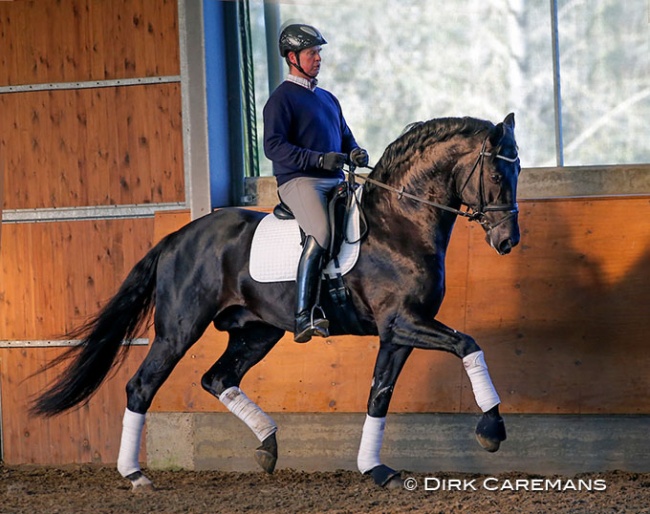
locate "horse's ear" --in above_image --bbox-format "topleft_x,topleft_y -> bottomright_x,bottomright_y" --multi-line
490,113 -> 515,145
490,122 -> 505,146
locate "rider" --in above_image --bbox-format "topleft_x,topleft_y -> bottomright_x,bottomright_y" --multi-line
263,24 -> 369,343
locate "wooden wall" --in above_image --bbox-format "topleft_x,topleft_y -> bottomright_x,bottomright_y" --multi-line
3,195 -> 647,465
0,150 -> 3,248
1,0 -> 648,468
148,196 -> 650,416
0,0 -> 179,85
0,85 -> 184,210
0,0 -> 182,465
0,219 -> 155,339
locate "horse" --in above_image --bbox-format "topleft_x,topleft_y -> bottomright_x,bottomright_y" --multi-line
32,113 -> 521,490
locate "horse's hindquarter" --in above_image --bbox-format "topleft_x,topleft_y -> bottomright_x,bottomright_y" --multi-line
155,208 -> 294,332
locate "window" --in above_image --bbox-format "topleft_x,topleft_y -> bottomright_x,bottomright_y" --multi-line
558,0 -> 649,166
249,0 -> 649,174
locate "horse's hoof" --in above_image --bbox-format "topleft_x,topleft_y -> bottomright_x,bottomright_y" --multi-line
475,406 -> 506,453
384,474 -> 404,490
476,433 -> 501,452
127,471 -> 154,492
255,433 -> 278,474
369,464 -> 401,488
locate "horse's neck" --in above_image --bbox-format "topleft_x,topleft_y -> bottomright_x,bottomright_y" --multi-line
362,144 -> 463,256
362,191 -> 458,257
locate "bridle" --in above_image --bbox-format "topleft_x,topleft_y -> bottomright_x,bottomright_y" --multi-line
346,135 -> 520,231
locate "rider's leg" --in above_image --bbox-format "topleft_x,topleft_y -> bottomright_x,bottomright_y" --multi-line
294,235 -> 329,342
278,177 -> 341,343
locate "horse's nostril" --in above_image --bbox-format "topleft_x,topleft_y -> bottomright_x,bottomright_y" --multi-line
499,239 -> 513,255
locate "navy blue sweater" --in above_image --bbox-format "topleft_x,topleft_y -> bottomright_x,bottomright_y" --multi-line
263,81 -> 358,186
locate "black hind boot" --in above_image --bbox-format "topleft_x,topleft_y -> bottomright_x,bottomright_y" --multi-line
294,236 -> 329,343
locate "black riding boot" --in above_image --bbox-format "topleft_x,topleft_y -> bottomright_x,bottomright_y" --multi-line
294,236 -> 329,343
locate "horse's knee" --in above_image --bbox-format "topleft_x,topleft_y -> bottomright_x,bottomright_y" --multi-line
201,368 -> 235,398
200,371 -> 221,397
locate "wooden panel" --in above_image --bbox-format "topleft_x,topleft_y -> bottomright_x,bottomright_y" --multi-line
0,0 -> 179,86
0,218 -> 154,339
0,0 -> 182,466
462,197 -> 650,414
0,84 -> 184,210
3,197 -> 645,464
0,150 -> 3,249
0,345 -> 149,465
0,216 -> 155,465
148,198 -> 650,416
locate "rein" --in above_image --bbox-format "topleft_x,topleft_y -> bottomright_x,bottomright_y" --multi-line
345,136 -> 519,227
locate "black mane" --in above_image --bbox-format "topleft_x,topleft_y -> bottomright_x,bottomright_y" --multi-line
371,116 -> 494,183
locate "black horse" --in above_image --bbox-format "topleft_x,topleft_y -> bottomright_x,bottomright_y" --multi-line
33,114 -> 521,489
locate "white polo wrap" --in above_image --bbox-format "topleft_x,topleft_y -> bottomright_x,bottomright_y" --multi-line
463,350 -> 500,412
117,408 -> 145,477
357,415 -> 386,474
219,386 -> 277,442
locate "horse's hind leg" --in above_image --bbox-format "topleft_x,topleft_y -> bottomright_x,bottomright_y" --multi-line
358,341 -> 413,488
117,310 -> 217,490
201,322 -> 285,473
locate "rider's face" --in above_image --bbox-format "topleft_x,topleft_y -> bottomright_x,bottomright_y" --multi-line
290,46 -> 322,78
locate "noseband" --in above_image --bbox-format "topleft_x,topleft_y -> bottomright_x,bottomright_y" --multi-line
457,137 -> 520,230
347,135 -> 519,231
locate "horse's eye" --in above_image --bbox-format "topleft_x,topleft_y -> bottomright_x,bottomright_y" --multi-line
490,174 -> 502,184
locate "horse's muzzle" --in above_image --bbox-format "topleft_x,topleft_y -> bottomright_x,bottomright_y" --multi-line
485,213 -> 520,255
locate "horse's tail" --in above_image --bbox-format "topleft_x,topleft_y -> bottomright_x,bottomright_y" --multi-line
31,237 -> 168,417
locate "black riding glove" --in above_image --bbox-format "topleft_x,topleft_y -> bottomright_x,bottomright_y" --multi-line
350,147 -> 369,167
319,152 -> 347,171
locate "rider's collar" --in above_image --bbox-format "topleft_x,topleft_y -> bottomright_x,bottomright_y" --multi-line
285,74 -> 318,91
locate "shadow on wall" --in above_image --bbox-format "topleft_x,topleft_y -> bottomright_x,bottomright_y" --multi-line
461,198 -> 650,414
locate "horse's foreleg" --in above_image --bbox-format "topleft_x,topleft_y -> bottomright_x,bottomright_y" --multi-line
392,316 -> 506,451
201,323 -> 284,473
463,350 -> 506,451
358,343 -> 412,488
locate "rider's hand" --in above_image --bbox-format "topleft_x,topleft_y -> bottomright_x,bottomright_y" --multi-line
350,147 -> 369,167
319,152 -> 347,171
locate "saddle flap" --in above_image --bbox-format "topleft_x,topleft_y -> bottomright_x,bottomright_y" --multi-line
250,187 -> 364,283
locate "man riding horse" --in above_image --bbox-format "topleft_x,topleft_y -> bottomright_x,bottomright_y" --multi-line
263,24 -> 369,343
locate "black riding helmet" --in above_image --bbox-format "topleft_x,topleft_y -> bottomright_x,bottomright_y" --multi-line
279,24 -> 327,79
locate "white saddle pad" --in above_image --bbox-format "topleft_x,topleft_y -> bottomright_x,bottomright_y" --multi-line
249,187 -> 363,283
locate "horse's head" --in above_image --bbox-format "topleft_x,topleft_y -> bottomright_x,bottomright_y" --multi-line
456,113 -> 521,255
